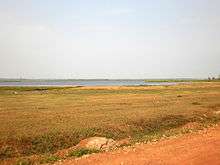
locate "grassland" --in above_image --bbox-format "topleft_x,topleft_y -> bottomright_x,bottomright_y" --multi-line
0,83 -> 220,164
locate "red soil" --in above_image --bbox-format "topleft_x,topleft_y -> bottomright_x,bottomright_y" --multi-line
55,125 -> 220,165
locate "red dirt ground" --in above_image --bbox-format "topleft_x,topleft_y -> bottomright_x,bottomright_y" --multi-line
54,125 -> 220,165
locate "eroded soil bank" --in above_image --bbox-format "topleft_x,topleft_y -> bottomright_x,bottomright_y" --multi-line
55,124 -> 220,165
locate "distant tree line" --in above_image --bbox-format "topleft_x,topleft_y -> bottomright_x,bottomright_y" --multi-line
207,75 -> 220,81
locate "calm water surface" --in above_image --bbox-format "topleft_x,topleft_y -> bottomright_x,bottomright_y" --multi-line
0,80 -> 180,86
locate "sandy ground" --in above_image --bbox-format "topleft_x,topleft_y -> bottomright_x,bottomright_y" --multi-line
54,125 -> 220,165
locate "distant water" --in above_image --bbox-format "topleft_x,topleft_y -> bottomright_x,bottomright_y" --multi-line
0,80 -> 179,87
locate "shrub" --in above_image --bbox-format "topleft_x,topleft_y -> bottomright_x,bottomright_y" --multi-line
40,155 -> 60,164
69,148 -> 100,157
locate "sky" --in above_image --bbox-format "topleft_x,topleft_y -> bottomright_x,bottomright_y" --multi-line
0,0 -> 219,79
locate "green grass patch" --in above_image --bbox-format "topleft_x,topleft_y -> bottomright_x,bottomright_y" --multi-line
16,158 -> 33,165
40,155 -> 60,164
69,148 -> 100,157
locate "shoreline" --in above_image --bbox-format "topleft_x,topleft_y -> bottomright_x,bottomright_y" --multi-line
0,82 -> 191,88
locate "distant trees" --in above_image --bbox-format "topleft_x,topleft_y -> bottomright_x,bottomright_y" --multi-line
208,75 -> 220,81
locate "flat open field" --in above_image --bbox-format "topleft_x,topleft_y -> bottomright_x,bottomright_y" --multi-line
0,83 -> 220,164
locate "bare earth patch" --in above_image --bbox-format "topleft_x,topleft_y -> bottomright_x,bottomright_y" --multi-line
54,124 -> 220,165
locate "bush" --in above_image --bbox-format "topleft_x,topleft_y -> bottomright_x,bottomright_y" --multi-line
69,148 -> 100,157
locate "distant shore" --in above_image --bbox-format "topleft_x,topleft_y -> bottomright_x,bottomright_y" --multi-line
1,78 -> 219,87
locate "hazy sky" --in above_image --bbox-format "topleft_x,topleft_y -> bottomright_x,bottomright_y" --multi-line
0,0 -> 219,79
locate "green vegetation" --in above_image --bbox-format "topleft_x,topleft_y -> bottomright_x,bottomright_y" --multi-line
69,148 -> 100,158
40,155 -> 60,164
0,83 -> 220,164
16,158 -> 33,165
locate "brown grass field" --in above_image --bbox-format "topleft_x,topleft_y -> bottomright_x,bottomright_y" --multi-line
0,82 -> 220,164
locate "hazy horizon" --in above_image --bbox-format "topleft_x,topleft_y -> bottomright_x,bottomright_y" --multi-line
0,77 -> 214,80
0,0 -> 219,79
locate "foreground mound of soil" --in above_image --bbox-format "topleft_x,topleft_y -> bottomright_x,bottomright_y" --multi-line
77,137 -> 117,151
55,125 -> 220,165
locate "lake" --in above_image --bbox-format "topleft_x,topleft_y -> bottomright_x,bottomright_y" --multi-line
0,79 -> 180,86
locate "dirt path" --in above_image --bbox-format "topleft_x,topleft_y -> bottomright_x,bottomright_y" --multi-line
55,125 -> 220,165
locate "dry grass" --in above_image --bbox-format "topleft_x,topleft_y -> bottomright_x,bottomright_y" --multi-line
0,83 -> 220,162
